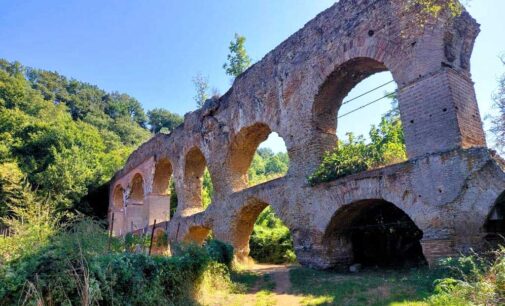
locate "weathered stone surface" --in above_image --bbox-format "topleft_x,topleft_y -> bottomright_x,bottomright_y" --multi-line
108,0 -> 505,269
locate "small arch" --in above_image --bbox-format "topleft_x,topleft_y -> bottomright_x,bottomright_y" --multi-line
228,123 -> 290,191
129,173 -> 144,204
183,226 -> 211,245
323,199 -> 426,268
152,158 -> 173,195
183,147 -> 213,211
484,191 -> 505,248
151,227 -> 169,255
112,185 -> 125,209
233,198 -> 295,263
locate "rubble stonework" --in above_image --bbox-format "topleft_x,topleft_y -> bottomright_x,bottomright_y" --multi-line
109,0 -> 505,268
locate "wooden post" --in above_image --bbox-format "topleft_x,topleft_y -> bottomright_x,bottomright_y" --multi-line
148,219 -> 157,256
108,213 -> 114,252
175,222 -> 180,241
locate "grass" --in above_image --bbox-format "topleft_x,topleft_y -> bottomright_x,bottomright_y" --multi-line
289,267 -> 442,306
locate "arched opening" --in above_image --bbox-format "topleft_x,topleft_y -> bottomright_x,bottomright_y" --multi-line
129,174 -> 144,204
324,199 -> 426,268
484,192 -> 505,248
312,58 -> 405,182
183,226 -> 212,245
150,158 -> 174,224
152,158 -> 172,195
234,198 -> 295,264
183,147 -> 214,212
151,227 -> 169,255
229,123 -> 289,191
113,185 -> 125,209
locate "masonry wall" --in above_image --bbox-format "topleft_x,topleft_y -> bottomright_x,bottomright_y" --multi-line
108,0 -> 505,269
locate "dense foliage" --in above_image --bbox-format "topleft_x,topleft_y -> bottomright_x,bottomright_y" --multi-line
425,249 -> 505,305
223,33 -> 252,78
0,59 -> 182,220
249,206 -> 296,264
309,103 -> 406,185
0,196 -> 233,305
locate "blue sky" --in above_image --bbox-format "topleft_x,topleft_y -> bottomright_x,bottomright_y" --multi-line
0,0 -> 503,152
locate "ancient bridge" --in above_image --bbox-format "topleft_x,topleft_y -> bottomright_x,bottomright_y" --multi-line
109,0 -> 505,269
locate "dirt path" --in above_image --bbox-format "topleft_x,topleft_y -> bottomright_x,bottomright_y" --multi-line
249,264 -> 303,305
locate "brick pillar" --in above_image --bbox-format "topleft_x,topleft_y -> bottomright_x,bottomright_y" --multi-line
399,68 -> 486,158
146,194 -> 170,225
125,203 -> 148,232
112,209 -> 125,236
420,239 -> 458,267
289,130 -> 338,179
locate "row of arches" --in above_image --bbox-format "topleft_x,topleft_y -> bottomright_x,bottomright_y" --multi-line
110,53 -> 496,269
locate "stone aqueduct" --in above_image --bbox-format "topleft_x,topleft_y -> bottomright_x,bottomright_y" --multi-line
109,0 -> 505,269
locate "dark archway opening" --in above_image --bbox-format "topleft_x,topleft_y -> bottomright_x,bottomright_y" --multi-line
484,192 -> 505,248
325,200 -> 426,268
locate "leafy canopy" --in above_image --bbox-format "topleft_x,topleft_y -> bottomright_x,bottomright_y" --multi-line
223,33 -> 252,78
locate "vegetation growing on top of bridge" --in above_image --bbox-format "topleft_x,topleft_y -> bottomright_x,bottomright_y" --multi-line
308,102 -> 407,186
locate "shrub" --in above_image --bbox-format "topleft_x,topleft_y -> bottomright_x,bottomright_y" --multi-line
0,219 -> 235,305
426,248 -> 505,305
249,207 -> 296,264
308,105 -> 406,185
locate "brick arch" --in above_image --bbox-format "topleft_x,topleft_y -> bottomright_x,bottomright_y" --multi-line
129,173 -> 145,204
183,225 -> 211,245
322,199 -> 426,269
229,196 -> 292,261
180,146 -> 211,213
312,57 -> 395,135
152,158 -> 173,195
227,123 -> 290,192
112,184 -> 125,209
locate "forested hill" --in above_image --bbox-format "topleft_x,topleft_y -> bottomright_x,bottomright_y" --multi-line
0,59 -> 182,219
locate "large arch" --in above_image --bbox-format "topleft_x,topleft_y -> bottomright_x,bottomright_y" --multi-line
313,57 -> 393,136
323,199 -> 426,269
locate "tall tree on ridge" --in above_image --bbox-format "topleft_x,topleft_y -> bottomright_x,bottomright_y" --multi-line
223,33 -> 252,79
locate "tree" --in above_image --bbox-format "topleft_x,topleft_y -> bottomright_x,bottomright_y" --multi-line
223,33 -> 252,78
490,55 -> 505,152
147,108 -> 183,134
192,73 -> 209,108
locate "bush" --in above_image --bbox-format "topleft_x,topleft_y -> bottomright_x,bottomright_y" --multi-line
426,248 -> 505,305
308,104 -> 406,185
0,219 -> 235,305
249,207 -> 296,264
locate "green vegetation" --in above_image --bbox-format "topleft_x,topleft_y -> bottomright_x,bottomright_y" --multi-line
309,102 -> 406,185
192,73 -> 210,108
223,33 -> 252,78
0,59 -> 184,220
250,206 -> 296,264
289,267 -> 441,305
0,195 -> 234,305
147,108 -> 183,134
